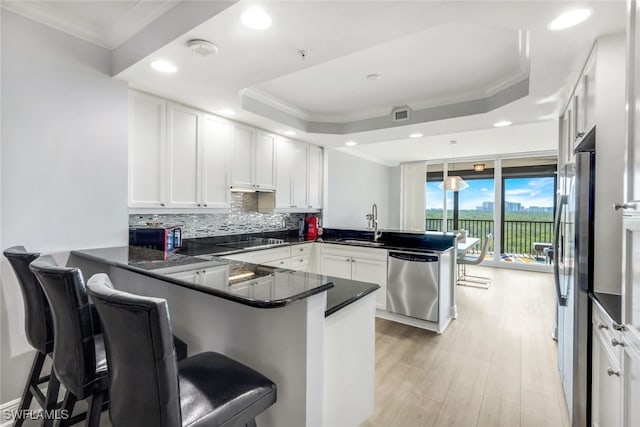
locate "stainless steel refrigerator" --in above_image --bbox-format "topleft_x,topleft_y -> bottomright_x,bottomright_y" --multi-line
554,129 -> 595,426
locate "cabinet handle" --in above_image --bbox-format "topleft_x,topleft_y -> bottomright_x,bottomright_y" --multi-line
280,261 -> 285,264
611,338 -> 625,347
160,203 -> 166,207
598,323 -> 609,330
613,323 -> 625,331
575,131 -> 585,140
613,203 -> 636,211
299,248 -> 304,252
197,203 -> 201,207
196,271 -> 201,275
203,203 -> 208,207
256,184 -> 261,188
607,368 -> 620,377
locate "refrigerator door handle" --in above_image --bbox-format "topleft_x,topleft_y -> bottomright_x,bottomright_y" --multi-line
553,194 -> 569,307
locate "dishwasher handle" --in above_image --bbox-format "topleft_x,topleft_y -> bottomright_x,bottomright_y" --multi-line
388,252 -> 438,263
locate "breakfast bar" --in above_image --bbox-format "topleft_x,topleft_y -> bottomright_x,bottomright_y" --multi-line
67,246 -> 379,427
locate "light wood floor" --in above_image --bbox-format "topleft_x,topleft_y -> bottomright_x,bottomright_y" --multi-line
363,266 -> 571,427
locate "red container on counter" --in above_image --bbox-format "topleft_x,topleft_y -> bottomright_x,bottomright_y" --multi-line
305,216 -> 318,239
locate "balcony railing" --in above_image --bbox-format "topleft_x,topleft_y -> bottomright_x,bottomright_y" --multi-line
425,218 -> 553,257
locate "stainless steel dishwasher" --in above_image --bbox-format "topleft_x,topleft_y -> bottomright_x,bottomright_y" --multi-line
387,251 -> 439,322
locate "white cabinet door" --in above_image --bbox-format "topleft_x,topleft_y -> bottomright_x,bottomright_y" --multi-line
307,145 -> 323,209
231,125 -> 254,189
351,257 -> 387,310
291,142 -> 308,209
201,114 -> 231,208
626,0 -> 640,213
129,92 -> 166,208
623,342 -> 640,427
167,103 -> 199,208
581,51 -> 597,137
200,266 -> 229,290
566,97 -> 576,165
254,131 -> 275,190
320,254 -> 352,280
275,137 -> 293,208
622,217 -> 640,350
592,325 -> 622,427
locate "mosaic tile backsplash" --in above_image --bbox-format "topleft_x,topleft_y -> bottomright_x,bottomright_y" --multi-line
129,192 -> 316,238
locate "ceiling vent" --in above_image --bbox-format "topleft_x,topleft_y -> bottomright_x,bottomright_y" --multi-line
392,106 -> 411,122
187,39 -> 219,57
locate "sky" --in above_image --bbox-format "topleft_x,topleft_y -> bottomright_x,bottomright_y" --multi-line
426,177 -> 555,210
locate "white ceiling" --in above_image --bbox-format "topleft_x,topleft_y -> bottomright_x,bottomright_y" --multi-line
4,0 -> 627,165
1,0 -> 179,49
253,21 -> 526,122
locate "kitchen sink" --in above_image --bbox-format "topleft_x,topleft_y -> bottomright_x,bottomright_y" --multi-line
340,239 -> 385,247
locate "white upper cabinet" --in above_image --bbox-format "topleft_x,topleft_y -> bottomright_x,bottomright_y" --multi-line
128,92 -> 232,212
231,124 -> 255,189
260,137 -> 323,212
291,141 -> 308,208
624,0 -> 640,214
307,145 -> 323,209
231,125 -> 275,191
167,102 -> 200,208
274,137 -> 293,208
201,114 -> 232,208
129,91 -> 166,208
254,131 -> 276,190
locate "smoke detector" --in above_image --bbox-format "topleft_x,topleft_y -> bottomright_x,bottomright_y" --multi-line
187,39 -> 219,57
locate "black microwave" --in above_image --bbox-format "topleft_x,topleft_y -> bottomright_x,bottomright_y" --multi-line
129,226 -> 182,253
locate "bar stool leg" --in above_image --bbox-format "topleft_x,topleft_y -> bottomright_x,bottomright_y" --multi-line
85,392 -> 104,427
42,366 -> 61,427
15,351 -> 46,426
57,391 -> 77,427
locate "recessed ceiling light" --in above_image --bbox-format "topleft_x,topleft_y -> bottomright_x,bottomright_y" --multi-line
409,133 -> 423,138
345,141 -> 357,146
241,8 -> 272,30
219,109 -> 236,116
283,130 -> 296,136
366,73 -> 381,81
547,9 -> 592,31
150,60 -> 177,73
493,120 -> 512,127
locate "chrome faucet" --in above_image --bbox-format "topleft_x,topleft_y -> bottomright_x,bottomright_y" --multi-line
371,203 -> 382,242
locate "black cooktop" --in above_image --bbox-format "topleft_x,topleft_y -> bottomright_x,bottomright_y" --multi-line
222,238 -> 286,250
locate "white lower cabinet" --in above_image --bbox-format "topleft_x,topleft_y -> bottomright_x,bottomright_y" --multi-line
623,341 -> 640,427
167,265 -> 229,290
319,244 -> 387,310
221,244 -> 314,272
592,303 -> 622,427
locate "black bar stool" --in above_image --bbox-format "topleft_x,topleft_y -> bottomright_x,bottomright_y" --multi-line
86,273 -> 277,427
29,256 -> 110,427
3,246 -> 60,427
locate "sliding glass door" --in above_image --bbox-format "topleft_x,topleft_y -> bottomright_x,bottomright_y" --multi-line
424,154 -> 557,271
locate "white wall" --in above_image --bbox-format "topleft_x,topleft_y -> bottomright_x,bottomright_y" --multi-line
0,11 -> 129,404
323,149 -> 392,229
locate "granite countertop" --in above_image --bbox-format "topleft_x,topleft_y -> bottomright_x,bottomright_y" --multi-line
178,228 -> 457,257
591,292 -> 622,325
72,246 -> 379,317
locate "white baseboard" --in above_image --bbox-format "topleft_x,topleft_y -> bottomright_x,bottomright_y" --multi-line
0,398 -> 22,427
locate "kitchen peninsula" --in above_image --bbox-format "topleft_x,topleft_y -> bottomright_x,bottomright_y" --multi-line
67,228 -> 457,427
68,244 -> 379,427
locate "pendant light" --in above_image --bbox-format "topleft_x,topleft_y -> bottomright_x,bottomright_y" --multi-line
441,140 -> 468,191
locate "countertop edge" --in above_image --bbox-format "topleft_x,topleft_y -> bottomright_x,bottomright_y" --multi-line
325,283 -> 380,317
71,249 -> 334,310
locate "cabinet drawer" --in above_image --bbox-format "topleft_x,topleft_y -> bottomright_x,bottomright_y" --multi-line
291,243 -> 313,256
263,258 -> 291,269
593,303 -> 623,364
224,246 -> 291,264
290,255 -> 310,271
319,243 -> 387,261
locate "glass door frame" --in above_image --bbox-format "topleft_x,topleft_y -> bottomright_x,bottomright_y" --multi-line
426,150 -> 556,273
